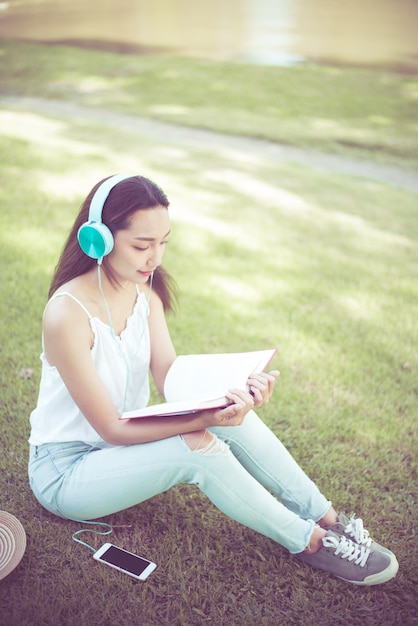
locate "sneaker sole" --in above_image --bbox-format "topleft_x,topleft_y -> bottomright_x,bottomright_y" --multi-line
337,554 -> 399,586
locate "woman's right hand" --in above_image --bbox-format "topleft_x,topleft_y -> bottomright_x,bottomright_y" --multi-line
201,388 -> 255,428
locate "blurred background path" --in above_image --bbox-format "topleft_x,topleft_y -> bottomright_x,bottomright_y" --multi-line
2,95 -> 417,194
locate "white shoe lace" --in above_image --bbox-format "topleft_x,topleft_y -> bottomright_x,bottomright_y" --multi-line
323,534 -> 371,568
344,516 -> 372,548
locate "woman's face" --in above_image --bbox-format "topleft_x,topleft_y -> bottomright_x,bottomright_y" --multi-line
109,206 -> 170,286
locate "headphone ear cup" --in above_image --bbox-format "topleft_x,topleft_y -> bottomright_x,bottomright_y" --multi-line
77,222 -> 114,259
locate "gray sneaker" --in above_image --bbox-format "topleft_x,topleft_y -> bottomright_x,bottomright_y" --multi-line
297,530 -> 398,585
326,513 -> 393,556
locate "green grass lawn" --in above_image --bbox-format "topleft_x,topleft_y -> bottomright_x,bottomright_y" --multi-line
0,39 -> 417,626
1,38 -> 417,167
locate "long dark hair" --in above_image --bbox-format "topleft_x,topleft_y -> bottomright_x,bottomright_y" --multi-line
49,175 -> 177,311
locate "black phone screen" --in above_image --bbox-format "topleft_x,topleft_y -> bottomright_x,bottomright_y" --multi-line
100,546 -> 150,576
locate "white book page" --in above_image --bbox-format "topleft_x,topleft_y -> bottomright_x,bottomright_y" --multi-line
163,348 -> 277,402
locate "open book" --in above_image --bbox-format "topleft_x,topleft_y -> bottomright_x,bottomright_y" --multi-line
120,347 -> 277,419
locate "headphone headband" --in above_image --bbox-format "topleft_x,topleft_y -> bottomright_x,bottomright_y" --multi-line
78,174 -> 132,261
88,174 -> 132,223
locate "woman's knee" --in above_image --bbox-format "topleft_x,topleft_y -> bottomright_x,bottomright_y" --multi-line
181,430 -> 230,456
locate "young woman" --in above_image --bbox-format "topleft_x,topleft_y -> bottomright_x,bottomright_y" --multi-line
28,174 -> 398,586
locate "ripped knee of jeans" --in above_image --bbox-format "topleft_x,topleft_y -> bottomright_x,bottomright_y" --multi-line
181,430 -> 230,457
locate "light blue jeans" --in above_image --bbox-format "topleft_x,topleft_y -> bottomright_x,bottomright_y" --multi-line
28,412 -> 331,554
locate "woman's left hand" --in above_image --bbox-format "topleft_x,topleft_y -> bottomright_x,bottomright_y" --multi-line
247,370 -> 280,408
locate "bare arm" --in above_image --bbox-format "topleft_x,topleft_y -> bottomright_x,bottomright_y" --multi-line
147,289 -> 177,396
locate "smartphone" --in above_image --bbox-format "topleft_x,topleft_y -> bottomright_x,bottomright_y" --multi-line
93,543 -> 156,581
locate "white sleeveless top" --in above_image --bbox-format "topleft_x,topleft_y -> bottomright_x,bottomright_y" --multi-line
29,290 -> 151,446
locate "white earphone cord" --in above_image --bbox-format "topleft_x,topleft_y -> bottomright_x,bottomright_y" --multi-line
97,264 -> 153,412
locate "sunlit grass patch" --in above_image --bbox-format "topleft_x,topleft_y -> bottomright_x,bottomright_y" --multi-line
1,38 -> 417,166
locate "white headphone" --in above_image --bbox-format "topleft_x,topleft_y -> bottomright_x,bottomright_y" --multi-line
77,174 -> 132,261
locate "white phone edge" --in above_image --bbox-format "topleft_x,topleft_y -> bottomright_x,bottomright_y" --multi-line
93,542 -> 157,581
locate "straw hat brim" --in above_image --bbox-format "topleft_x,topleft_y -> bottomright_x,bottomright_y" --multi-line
0,511 -> 27,580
